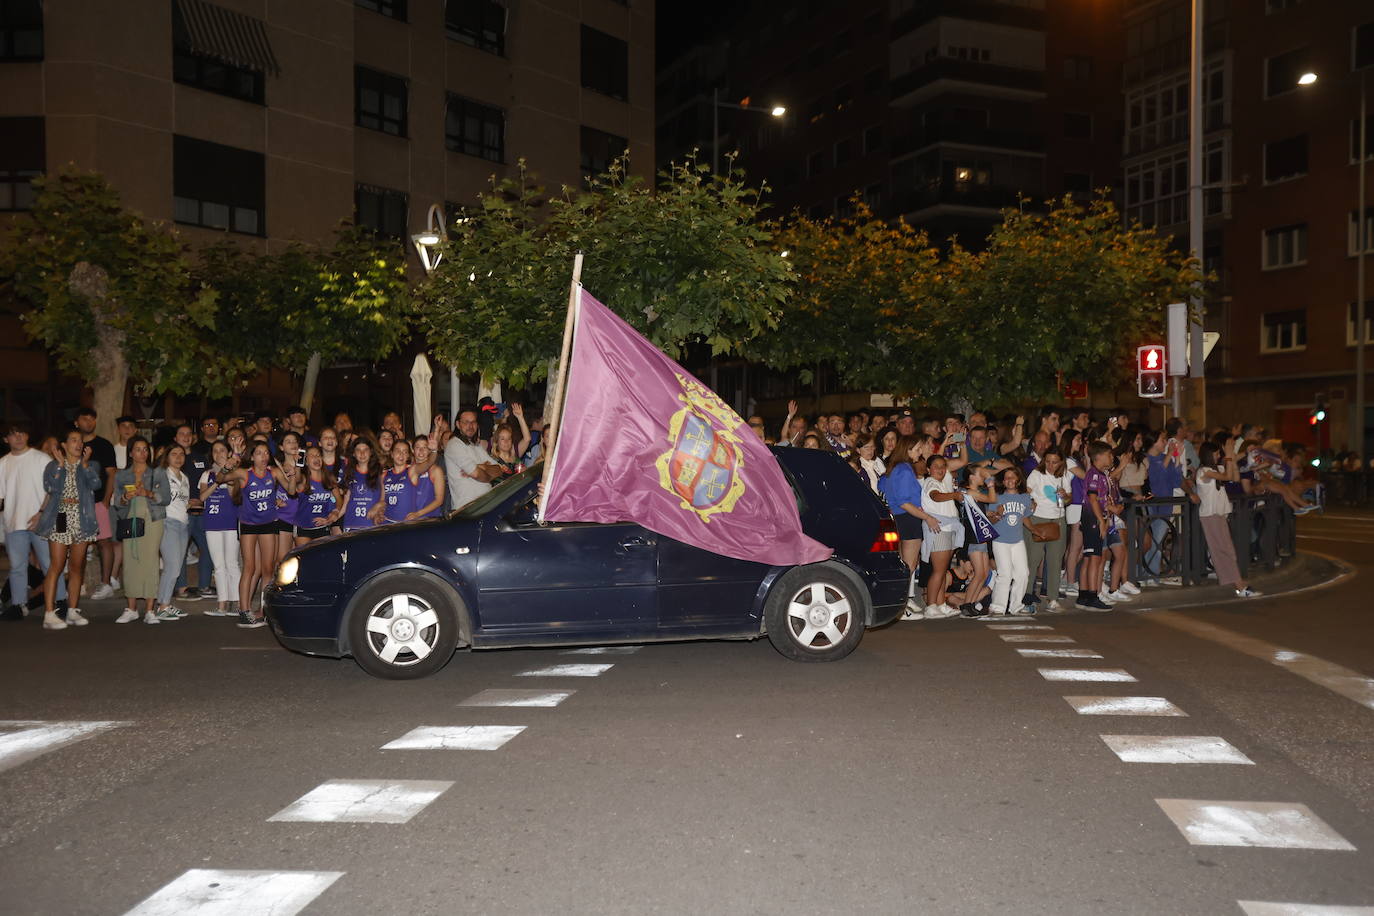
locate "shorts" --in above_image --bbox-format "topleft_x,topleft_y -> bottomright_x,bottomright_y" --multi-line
1081,517 -> 1105,556
966,541 -> 988,553
94,502 -> 112,540
894,513 -> 922,541
239,521 -> 278,536
276,519 -> 294,533
925,527 -> 955,553
1106,527 -> 1122,549
1066,504 -> 1083,526
295,524 -> 333,540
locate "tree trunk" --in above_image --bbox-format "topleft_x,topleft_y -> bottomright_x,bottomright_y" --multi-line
300,353 -> 323,417
69,261 -> 125,440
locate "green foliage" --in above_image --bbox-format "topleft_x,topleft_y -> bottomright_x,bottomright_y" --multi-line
416,157 -> 795,388
0,167 -> 217,394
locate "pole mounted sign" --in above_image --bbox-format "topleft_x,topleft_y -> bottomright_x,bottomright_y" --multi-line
1137,344 -> 1167,398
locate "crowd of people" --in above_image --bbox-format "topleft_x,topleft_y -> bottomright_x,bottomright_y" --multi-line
0,400 -> 541,631
760,402 -> 1317,619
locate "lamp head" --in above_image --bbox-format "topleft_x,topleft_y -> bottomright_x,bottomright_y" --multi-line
1298,71 -> 1318,86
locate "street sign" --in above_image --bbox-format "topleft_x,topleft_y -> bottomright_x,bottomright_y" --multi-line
1063,379 -> 1088,400
1137,344 -> 1167,398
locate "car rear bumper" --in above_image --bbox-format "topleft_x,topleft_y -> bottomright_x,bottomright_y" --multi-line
264,583 -> 346,657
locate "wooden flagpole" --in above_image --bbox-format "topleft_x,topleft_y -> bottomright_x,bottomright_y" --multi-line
536,252 -> 583,522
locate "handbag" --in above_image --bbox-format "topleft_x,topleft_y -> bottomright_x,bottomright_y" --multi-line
1025,517 -> 1060,543
116,517 -> 146,541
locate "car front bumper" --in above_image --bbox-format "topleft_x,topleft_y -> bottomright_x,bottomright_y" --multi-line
264,583 -> 347,658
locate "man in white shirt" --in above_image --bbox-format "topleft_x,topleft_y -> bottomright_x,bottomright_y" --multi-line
0,424 -> 62,619
444,410 -> 499,511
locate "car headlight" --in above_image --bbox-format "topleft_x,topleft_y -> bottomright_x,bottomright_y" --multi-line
276,556 -> 299,586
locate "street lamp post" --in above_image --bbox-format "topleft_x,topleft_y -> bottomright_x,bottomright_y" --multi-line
1186,0 -> 1205,426
410,203 -> 459,423
711,87 -> 787,174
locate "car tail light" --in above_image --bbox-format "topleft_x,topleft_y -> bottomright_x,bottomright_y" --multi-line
870,517 -> 900,553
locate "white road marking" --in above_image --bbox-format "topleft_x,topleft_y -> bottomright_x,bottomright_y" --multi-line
516,663 -> 614,677
268,779 -> 453,824
1000,634 -> 1076,643
1063,696 -> 1188,716
459,689 -> 574,708
560,646 -> 642,655
1039,668 -> 1137,682
0,720 -> 131,774
1016,648 -> 1103,658
1155,800 -> 1356,850
122,868 -> 343,916
1101,735 -> 1253,764
1238,902 -> 1374,915
381,725 -> 526,751
987,624 -> 1055,631
1150,611 -> 1374,713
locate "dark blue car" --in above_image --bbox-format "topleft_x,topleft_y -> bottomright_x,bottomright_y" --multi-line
264,447 -> 907,679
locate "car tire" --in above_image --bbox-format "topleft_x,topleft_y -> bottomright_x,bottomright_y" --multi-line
346,572 -> 463,680
764,563 -> 868,662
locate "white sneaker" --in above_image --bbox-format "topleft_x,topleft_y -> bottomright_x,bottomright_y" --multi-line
90,583 -> 114,600
1044,600 -> 1063,613
1159,576 -> 1183,586
1062,584 -> 1079,596
901,607 -> 924,621
115,609 -> 139,624
1099,590 -> 1122,603
42,611 -> 67,630
931,604 -> 958,619
1235,587 -> 1263,598
110,576 -> 121,590
1106,590 -> 1133,603
1120,581 -> 1141,596
65,608 -> 89,626
142,611 -> 161,625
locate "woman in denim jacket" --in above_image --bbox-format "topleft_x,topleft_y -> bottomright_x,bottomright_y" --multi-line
35,429 -> 102,630
111,437 -> 171,624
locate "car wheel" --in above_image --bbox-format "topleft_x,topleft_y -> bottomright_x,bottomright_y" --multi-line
764,564 -> 868,662
346,573 -> 462,680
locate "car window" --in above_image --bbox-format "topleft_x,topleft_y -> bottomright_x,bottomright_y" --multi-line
453,463 -> 540,519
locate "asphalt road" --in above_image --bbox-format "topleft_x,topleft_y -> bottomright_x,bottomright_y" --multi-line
1,513 -> 1372,915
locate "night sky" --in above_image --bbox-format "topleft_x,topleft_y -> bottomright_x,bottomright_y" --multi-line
657,0 -> 739,68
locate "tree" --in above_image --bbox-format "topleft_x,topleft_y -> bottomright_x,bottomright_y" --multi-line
415,157 -> 795,399
0,168 -> 216,437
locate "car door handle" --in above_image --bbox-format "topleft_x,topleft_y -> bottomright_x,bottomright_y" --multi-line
618,536 -> 655,550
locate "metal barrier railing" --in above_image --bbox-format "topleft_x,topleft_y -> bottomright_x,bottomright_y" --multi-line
1320,471 -> 1371,506
1123,496 -> 1296,586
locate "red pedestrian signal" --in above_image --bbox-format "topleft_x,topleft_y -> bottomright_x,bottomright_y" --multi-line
1137,345 -> 1166,398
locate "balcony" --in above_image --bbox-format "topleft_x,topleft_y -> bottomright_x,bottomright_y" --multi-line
891,123 -> 1043,158
891,58 -> 1045,105
892,0 -> 1045,38
893,182 -> 1026,215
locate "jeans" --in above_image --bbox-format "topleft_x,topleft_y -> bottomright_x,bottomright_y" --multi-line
157,518 -> 189,607
205,529 -> 241,605
175,512 -> 214,591
1143,516 -> 1172,577
5,528 -> 64,604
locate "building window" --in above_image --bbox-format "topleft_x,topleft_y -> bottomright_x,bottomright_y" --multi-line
863,66 -> 884,95
1263,134 -> 1308,183
1356,22 -> 1374,70
1265,46 -> 1312,98
1266,0 -> 1302,11
807,150 -> 827,178
1351,118 -> 1374,162
581,25 -> 629,101
1348,302 -> 1374,345
833,84 -> 853,111
173,135 -> 265,236
1125,65 -> 1225,155
946,45 -> 990,62
834,137 -> 854,165
580,126 -> 626,178
1063,172 -> 1092,193
1348,210 -> 1374,256
862,183 -> 883,210
1063,55 -> 1094,80
356,0 -> 406,20
1262,224 -> 1308,270
171,1 -> 275,105
863,124 -> 884,154
445,95 -> 504,162
1261,310 -> 1306,352
1124,150 -> 1187,228
355,67 -> 407,137
0,0 -> 42,61
355,183 -> 407,238
1063,112 -> 1093,140
0,116 -> 43,211
173,50 -> 264,104
446,0 -> 505,55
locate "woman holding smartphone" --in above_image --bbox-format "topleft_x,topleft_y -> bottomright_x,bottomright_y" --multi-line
200,439 -> 241,617
217,441 -> 293,628
274,431 -> 305,557
35,430 -> 102,630
112,436 -> 172,625
294,445 -> 341,545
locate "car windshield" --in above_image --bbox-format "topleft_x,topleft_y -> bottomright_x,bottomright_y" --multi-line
451,462 -> 541,519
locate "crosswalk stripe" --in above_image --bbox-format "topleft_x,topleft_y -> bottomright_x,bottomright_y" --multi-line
987,624 -> 1055,631
122,868 -> 343,915
1238,901 -> 1374,915
1155,800 -> 1356,850
0,720 -> 131,774
1016,648 -> 1103,658
1038,668 -> 1137,682
459,689 -> 574,708
1063,696 -> 1188,716
267,779 -> 453,824
381,725 -> 526,751
516,664 -> 614,677
1000,634 -> 1076,643
560,646 -> 642,655
1101,735 -> 1253,764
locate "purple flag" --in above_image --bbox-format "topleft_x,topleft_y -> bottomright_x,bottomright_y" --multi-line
542,289 -> 832,567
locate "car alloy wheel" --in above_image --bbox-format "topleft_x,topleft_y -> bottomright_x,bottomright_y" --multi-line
785,581 -> 853,650
362,593 -> 441,667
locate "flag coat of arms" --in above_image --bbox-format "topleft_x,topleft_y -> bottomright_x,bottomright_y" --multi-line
541,289 -> 832,567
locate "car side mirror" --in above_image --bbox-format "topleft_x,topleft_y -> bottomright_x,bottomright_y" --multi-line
506,498 -> 539,528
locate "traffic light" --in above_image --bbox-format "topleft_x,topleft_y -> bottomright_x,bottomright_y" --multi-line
1137,344 -> 1166,398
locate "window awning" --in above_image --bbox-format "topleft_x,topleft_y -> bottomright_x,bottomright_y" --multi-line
173,0 -> 280,76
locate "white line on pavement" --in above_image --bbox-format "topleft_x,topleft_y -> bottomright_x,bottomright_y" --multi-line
1038,668 -> 1138,682
999,634 -> 1076,643
560,646 -> 642,655
987,624 -> 1055,631
1101,735 -> 1254,765
268,779 -> 453,824
381,725 -> 526,751
1238,902 -> 1374,915
1155,799 -> 1356,850
459,689 -> 574,708
1016,648 -> 1103,658
1063,696 -> 1188,716
0,720 -> 131,774
122,869 -> 343,916
1148,611 -> 1374,713
516,664 -> 615,677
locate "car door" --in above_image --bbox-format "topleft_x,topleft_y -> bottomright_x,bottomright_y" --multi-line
655,535 -> 769,635
475,496 -> 659,638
